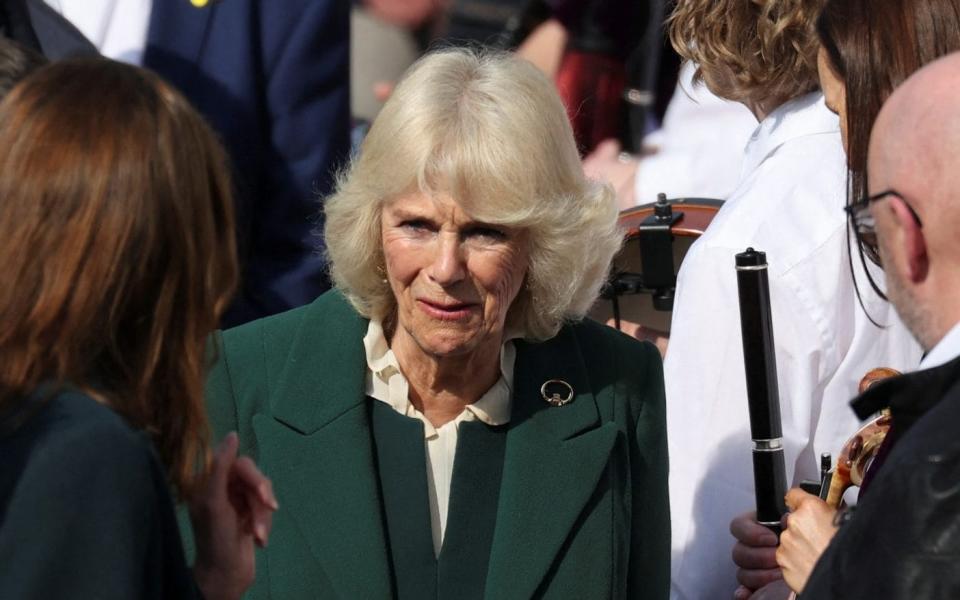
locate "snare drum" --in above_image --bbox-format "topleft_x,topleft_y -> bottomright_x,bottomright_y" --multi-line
590,195 -> 723,332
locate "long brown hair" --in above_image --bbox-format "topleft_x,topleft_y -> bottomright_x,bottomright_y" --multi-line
817,0 -> 960,302
817,0 -> 960,205
0,59 -> 238,500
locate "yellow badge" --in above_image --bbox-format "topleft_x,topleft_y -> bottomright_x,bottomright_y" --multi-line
190,0 -> 208,7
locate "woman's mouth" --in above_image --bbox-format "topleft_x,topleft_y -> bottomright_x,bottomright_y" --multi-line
416,299 -> 477,321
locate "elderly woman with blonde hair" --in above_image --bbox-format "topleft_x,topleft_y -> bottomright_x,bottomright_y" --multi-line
201,47 -> 670,599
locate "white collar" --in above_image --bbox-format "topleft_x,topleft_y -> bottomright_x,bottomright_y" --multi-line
362,320 -> 516,436
740,92 -> 840,179
919,321 -> 960,370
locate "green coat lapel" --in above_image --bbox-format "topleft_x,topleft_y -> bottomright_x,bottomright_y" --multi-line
253,293 -> 392,598
485,324 -> 620,599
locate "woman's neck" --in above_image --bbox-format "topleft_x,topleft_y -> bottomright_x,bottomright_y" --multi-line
389,327 -> 503,428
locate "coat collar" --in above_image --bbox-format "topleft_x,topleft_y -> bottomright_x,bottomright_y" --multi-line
852,353 -> 960,427
740,92 -> 839,181
258,292 -> 617,598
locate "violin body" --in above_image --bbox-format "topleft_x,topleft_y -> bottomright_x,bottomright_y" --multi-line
591,196 -> 723,332
824,367 -> 900,507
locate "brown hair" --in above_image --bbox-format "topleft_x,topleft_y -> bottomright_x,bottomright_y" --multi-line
0,59 -> 238,500
817,0 -> 960,204
669,0 -> 825,114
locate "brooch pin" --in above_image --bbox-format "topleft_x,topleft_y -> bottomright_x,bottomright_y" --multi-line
541,379 -> 574,407
190,0 -> 210,7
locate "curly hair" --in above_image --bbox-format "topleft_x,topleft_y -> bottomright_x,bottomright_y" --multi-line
324,47 -> 621,341
669,0 -> 825,113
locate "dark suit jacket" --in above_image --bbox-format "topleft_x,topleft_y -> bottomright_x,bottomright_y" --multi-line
195,290 -> 670,599
0,388 -> 198,599
144,0 -> 350,326
803,354 -> 960,599
3,0 -> 351,326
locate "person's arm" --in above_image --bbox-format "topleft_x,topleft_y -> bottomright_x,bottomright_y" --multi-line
247,0 -> 351,315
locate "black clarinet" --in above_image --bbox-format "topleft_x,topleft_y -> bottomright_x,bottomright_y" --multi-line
735,248 -> 788,532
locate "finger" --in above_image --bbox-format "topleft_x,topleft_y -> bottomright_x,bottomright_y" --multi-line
730,511 -> 779,546
208,432 -> 239,500
732,542 -> 779,570
231,456 -> 279,510
736,567 -> 783,590
228,457 -> 277,546
734,585 -> 752,600
784,488 -> 815,511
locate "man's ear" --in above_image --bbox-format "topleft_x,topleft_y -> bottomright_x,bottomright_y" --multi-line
892,198 -> 928,283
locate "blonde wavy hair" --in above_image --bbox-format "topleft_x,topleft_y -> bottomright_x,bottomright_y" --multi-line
669,0 -> 825,113
324,48 -> 621,340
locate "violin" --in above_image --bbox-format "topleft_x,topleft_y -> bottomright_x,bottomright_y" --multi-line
807,367 -> 900,508
595,194 -> 723,333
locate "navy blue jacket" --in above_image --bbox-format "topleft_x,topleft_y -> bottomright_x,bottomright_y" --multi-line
2,0 -> 351,326
145,0 -> 351,325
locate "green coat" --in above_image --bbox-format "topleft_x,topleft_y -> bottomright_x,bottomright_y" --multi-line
200,291 -> 669,599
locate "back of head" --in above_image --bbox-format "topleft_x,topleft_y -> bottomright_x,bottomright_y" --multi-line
669,0 -> 825,113
818,0 -> 960,201
0,58 -> 238,498
870,53 -> 960,346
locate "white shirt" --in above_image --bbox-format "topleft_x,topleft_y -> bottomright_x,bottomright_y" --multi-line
633,62 -> 758,204
664,93 -> 923,599
362,320 -> 515,557
42,0 -> 152,64
919,322 -> 960,369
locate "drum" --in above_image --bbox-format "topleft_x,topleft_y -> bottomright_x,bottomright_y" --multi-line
589,195 -> 723,332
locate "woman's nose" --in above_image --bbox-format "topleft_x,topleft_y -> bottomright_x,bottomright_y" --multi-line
427,234 -> 466,286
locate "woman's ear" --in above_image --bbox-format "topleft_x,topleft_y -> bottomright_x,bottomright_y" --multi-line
892,197 -> 928,283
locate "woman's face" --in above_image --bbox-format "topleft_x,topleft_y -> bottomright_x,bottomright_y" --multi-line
818,46 -> 849,152
381,191 -> 529,359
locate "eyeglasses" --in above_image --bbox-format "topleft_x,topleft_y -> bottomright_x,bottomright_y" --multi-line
844,189 -> 923,266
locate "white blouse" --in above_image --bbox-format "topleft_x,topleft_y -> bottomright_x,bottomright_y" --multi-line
362,320 -> 516,556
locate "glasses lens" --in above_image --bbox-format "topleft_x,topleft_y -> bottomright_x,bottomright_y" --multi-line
850,208 -> 882,267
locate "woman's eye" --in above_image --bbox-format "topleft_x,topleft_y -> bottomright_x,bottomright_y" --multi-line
400,219 -> 432,232
467,226 -> 507,241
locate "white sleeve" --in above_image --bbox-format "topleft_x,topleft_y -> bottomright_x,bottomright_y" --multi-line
664,242 -> 825,600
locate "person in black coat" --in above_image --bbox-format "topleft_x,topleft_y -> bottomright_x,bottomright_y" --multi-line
0,58 -> 276,599
785,53 -> 960,599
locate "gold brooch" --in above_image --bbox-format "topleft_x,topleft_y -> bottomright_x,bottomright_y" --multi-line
541,379 -> 574,407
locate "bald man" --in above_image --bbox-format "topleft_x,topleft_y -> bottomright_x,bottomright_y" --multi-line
798,53 -> 960,599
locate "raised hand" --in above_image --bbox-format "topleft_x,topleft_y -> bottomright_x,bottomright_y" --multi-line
191,432 -> 278,600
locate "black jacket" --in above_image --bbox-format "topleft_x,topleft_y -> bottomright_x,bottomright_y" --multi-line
803,353 -> 960,599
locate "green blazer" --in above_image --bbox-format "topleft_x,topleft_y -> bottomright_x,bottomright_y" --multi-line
200,291 -> 669,599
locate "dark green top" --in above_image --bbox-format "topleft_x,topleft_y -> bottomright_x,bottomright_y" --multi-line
186,290 -> 670,599
0,388 -> 198,599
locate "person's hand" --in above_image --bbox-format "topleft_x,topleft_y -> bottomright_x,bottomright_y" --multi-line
191,433 -> 278,600
777,488 -> 838,594
730,510 -> 782,596
734,579 -> 794,600
583,139 -> 638,209
605,318 -> 668,358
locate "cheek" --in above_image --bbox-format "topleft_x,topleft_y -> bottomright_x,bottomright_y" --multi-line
475,251 -> 528,307
382,236 -> 424,289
